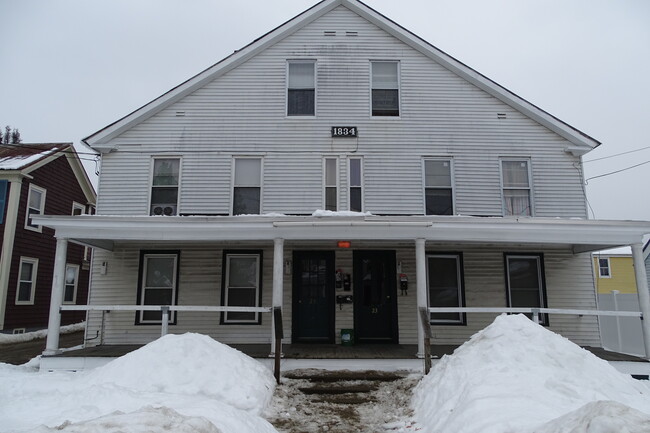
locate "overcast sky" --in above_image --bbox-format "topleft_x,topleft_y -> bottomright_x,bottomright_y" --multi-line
1,0 -> 649,221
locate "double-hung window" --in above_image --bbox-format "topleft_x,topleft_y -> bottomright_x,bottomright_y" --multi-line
137,252 -> 179,324
287,61 -> 315,116
501,159 -> 532,216
16,257 -> 38,305
63,264 -> 79,304
0,179 -> 7,224
427,253 -> 466,325
222,251 -> 262,324
324,158 -> 338,211
597,257 -> 611,278
349,158 -> 363,212
150,158 -> 180,216
371,61 -> 399,116
424,159 -> 453,215
25,184 -> 46,231
505,254 -> 548,325
233,158 -> 262,215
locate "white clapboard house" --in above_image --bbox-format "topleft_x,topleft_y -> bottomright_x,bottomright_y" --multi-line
37,0 -> 650,364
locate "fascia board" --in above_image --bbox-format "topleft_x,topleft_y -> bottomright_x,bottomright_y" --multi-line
345,0 -> 600,150
84,0 -> 342,150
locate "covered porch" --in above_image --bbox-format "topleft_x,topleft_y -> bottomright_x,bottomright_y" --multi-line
34,214 -> 650,365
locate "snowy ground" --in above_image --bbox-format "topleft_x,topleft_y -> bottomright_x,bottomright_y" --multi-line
0,322 -> 84,345
3,316 -> 650,432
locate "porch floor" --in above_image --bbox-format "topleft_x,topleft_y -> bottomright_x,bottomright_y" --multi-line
48,343 -> 647,363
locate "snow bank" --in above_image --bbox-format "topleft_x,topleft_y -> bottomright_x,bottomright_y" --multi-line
0,322 -> 85,345
532,401 -> 650,433
0,333 -> 277,433
413,314 -> 650,433
87,333 -> 275,413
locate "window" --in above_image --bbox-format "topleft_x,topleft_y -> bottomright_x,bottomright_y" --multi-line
287,61 -> 315,116
505,254 -> 548,325
25,184 -> 46,231
63,264 -> 79,304
150,158 -> 180,216
598,257 -> 611,278
349,158 -> 363,212
137,252 -> 179,324
16,257 -> 38,305
501,159 -> 532,216
72,202 -> 85,216
221,251 -> 262,324
0,179 -> 7,224
424,159 -> 453,215
233,158 -> 262,215
324,158 -> 338,211
371,61 -> 399,116
427,253 -> 466,325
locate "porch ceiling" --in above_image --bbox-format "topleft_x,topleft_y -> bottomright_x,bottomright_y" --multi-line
33,214 -> 650,253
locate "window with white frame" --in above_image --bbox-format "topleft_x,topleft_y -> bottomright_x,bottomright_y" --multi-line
72,202 -> 85,216
222,252 -> 262,324
233,158 -> 262,215
287,61 -> 315,116
424,159 -> 453,215
63,264 -> 79,304
371,61 -> 399,116
137,252 -> 179,324
324,158 -> 338,211
150,158 -> 180,216
16,257 -> 38,304
598,257 -> 611,278
349,158 -> 363,212
501,159 -> 532,216
505,254 -> 548,325
427,253 -> 465,325
25,184 -> 46,230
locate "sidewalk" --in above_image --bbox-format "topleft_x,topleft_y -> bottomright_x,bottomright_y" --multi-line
0,331 -> 85,365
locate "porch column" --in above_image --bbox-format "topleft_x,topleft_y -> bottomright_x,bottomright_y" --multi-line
271,238 -> 284,355
44,237 -> 68,355
415,238 -> 427,358
631,243 -> 650,358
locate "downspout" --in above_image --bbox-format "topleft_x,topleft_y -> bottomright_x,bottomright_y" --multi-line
0,178 -> 24,330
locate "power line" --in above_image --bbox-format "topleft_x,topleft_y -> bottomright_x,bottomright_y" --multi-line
583,145 -> 650,163
585,159 -> 650,182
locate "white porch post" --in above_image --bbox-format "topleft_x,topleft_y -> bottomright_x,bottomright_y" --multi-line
415,238 -> 427,358
631,243 -> 650,358
271,238 -> 284,355
44,237 -> 68,355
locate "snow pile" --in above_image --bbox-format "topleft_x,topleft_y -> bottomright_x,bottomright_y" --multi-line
0,333 -> 277,433
87,333 -> 274,413
0,322 -> 85,345
413,314 -> 650,433
532,401 -> 650,433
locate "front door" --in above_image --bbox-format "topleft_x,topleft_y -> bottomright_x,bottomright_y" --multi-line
292,251 -> 335,343
353,250 -> 398,343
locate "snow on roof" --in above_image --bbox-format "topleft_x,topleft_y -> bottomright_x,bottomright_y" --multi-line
413,314 -> 650,433
0,143 -> 70,170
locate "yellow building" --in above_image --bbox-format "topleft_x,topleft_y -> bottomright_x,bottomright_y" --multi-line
593,253 -> 637,294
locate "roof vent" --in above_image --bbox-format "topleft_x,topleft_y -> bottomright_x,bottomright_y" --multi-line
324,31 -> 336,37
175,111 -> 186,117
497,113 -> 507,119
346,31 -> 358,37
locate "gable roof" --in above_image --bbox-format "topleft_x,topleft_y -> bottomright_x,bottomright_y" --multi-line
83,0 -> 600,153
0,143 -> 96,204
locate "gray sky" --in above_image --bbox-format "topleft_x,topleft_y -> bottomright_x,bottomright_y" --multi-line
1,0 -> 649,220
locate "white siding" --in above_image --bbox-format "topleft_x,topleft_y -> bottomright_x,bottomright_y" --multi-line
96,6 -> 586,218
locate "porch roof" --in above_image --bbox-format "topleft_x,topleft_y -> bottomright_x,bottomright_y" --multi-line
33,214 -> 650,254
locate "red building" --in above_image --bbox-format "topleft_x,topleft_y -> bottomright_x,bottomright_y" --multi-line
0,143 -> 96,333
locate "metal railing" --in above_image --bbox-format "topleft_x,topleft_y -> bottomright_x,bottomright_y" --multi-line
60,304 -> 284,383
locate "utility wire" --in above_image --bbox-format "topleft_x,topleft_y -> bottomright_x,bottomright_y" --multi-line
585,159 -> 650,182
583,145 -> 650,163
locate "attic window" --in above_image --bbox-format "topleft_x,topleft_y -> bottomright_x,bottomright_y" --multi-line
346,31 -> 358,37
324,31 -> 336,36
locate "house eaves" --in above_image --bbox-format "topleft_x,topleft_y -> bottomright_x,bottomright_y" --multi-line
83,0 -> 600,153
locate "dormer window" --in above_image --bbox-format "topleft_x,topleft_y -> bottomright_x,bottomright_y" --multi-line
150,158 -> 180,216
287,61 -> 315,116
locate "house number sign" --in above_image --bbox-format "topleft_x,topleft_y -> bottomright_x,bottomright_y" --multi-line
331,126 -> 357,138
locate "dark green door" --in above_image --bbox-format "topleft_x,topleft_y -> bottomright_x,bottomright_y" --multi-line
292,251 -> 335,343
353,250 -> 398,343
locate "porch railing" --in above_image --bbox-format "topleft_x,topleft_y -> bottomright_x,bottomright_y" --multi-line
419,307 -> 644,374
59,304 -> 283,383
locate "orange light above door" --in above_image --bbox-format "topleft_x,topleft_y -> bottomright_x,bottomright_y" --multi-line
337,241 -> 351,248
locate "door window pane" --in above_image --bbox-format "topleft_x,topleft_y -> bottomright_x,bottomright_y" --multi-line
138,253 -> 178,324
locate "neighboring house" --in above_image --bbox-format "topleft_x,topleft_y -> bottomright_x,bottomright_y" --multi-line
0,143 -> 96,333
593,250 -> 644,356
37,0 -> 650,358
